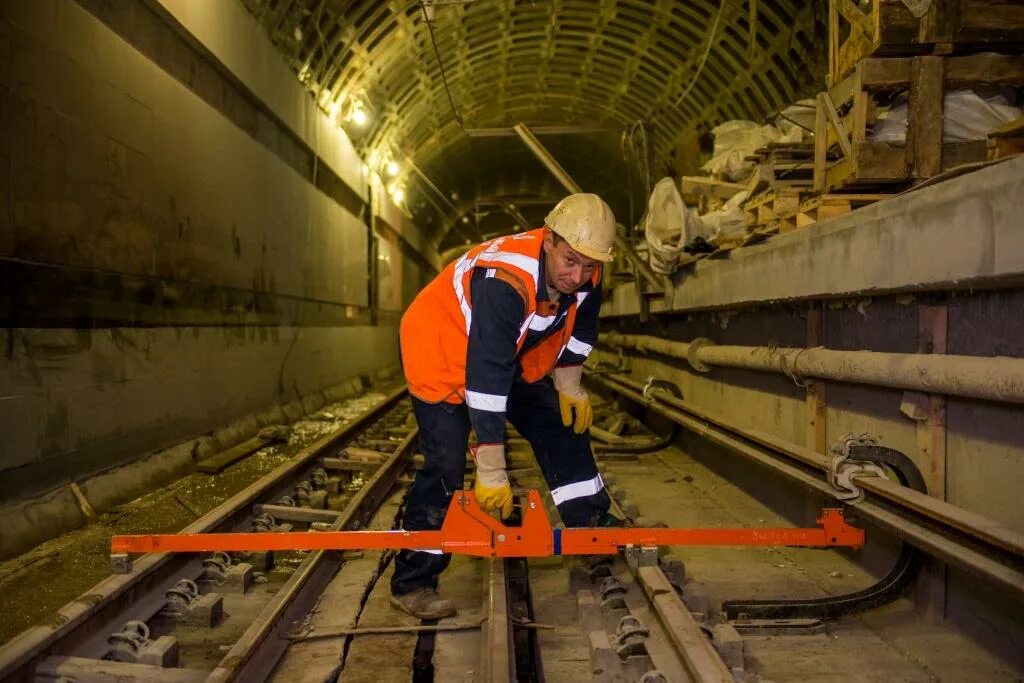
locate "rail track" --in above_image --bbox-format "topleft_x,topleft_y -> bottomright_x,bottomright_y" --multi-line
2,378 -> 1021,681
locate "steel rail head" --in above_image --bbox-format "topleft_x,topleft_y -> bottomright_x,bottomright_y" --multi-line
207,425 -> 420,682
481,558 -> 514,682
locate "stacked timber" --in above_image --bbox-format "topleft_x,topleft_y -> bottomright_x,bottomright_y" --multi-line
740,143 -> 816,234
828,0 -> 1024,87
815,1 -> 1024,195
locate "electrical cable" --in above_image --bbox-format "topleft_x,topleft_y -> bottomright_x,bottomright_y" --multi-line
420,1 -> 465,131
672,0 -> 727,110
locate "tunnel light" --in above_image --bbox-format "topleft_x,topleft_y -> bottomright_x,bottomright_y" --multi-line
328,100 -> 341,121
388,183 -> 405,204
348,104 -> 368,127
385,160 -> 400,177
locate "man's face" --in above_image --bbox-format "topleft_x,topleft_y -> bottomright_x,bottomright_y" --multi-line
543,231 -> 600,295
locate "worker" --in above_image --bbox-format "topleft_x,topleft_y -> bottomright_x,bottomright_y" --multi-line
390,193 -> 620,619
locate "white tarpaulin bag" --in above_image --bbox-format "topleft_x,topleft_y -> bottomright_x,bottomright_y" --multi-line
872,89 -> 1022,143
643,178 -> 700,274
701,121 -> 785,181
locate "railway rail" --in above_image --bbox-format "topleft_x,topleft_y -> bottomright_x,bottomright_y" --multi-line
1,378 -> 1021,681
0,388 -> 415,682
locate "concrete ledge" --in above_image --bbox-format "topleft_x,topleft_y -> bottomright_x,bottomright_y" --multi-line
605,157 -> 1024,316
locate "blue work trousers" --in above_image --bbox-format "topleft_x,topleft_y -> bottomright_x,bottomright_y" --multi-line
391,377 -> 610,596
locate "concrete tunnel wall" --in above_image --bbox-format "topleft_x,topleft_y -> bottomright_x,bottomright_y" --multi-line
0,1 -> 438,517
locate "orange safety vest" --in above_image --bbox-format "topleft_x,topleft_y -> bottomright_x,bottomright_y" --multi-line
400,228 -> 600,405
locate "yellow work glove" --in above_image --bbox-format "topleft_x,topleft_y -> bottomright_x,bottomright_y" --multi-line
471,443 -> 513,519
553,365 -> 592,434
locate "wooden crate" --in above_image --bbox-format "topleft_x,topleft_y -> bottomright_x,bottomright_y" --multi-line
743,189 -> 805,234
813,52 -> 1024,192
743,143 -> 816,193
829,0 -> 1024,86
793,194 -> 894,231
988,115 -> 1024,159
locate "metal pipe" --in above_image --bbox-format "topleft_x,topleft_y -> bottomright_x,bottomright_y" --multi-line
512,123 -> 583,193
603,332 -> 1024,406
511,123 -> 665,293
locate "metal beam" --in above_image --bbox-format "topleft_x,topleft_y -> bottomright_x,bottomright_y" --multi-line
466,125 -> 622,138
511,123 -> 665,294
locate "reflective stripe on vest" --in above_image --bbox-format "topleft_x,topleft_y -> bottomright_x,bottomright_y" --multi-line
401,228 -> 600,405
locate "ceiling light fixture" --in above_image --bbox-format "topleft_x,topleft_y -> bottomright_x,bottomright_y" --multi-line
348,103 -> 368,127
389,183 -> 406,204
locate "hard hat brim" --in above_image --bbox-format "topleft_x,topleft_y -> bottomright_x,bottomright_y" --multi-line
566,241 -> 614,263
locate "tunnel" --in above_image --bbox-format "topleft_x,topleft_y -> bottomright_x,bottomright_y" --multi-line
1,1 -> 1023,681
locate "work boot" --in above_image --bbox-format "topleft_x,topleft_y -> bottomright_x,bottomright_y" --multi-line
389,587 -> 457,620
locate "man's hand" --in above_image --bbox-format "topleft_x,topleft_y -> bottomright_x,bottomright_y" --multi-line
553,365 -> 592,434
471,443 -> 513,518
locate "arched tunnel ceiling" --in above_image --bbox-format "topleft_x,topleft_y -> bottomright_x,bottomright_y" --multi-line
241,0 -> 827,250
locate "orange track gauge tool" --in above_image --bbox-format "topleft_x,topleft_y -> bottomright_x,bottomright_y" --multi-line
110,490 -> 864,565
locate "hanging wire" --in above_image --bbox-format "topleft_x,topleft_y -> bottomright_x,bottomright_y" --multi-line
672,0 -> 727,110
420,1 -> 465,130
621,120 -> 652,229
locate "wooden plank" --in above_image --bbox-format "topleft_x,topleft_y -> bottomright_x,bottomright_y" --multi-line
831,0 -> 882,85
989,115 -> 1024,138
826,139 -> 986,189
679,176 -> 746,200
834,0 -> 874,36
988,136 -> 1024,160
987,116 -> 1024,160
69,481 -> 97,521
814,92 -> 829,192
828,0 -> 839,86
821,92 -> 854,161
322,457 -> 381,472
861,53 -> 1024,90
254,503 -> 341,524
907,56 -> 945,179
196,436 -> 269,474
918,0 -> 959,45
36,657 -> 207,683
794,193 -> 894,229
341,447 -> 391,461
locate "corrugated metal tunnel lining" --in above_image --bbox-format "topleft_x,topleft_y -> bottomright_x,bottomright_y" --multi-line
241,0 -> 825,248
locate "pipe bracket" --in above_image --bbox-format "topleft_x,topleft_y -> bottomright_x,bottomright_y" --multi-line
687,337 -> 715,373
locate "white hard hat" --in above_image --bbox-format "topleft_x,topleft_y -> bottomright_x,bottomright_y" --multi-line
545,193 -> 616,262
